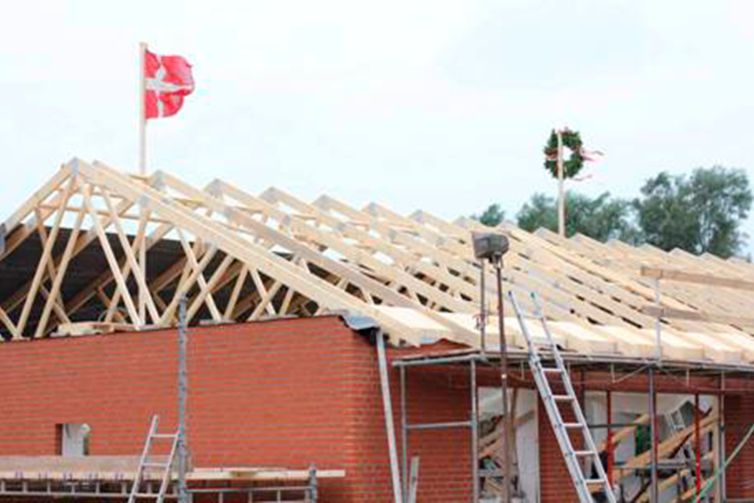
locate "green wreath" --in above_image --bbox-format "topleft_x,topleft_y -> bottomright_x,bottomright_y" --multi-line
543,129 -> 584,179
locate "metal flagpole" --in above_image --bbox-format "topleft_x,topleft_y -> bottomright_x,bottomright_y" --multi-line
556,129 -> 565,236
138,42 -> 148,323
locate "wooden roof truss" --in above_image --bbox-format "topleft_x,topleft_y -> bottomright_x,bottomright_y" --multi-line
2,159 -> 754,366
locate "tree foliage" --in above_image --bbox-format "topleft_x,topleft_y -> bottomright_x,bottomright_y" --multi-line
634,166 -> 752,257
471,166 -> 751,258
472,203 -> 505,227
516,192 -> 638,242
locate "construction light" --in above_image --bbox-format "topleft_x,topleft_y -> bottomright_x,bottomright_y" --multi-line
472,232 -> 510,262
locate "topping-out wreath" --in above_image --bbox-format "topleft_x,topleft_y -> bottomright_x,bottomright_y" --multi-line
543,128 -> 584,179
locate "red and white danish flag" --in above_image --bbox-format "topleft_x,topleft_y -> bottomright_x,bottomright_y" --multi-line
144,50 -> 194,119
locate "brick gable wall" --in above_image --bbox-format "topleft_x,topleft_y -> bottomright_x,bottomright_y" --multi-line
0,317 -> 470,502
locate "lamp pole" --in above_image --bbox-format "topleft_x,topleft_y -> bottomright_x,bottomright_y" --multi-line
472,232 -> 512,503
495,256 -> 511,503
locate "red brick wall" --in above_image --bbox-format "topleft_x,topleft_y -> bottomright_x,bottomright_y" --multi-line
724,394 -> 754,499
0,317 -> 470,502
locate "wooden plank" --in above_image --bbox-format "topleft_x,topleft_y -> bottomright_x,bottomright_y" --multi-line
223,264 -> 248,320
15,178 -> 76,337
641,266 -> 754,291
220,181 -> 472,314
156,172 -> 478,344
34,207 -> 86,338
81,187 -> 141,326
597,414 -> 649,453
175,228 -> 222,321
615,413 -> 718,482
160,245 -> 219,325
186,255 -> 234,322
0,456 -> 345,482
643,305 -> 754,328
99,191 -> 160,324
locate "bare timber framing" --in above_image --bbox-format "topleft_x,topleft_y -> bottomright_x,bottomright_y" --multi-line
1,159 -> 754,367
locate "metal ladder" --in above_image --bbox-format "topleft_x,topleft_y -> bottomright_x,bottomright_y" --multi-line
509,291 -> 616,503
128,415 -> 180,503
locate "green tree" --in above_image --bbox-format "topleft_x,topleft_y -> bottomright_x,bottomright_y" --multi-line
634,166 -> 752,257
517,192 -> 638,242
472,203 -> 505,227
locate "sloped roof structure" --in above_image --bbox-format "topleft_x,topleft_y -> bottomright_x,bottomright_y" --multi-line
2,159 -> 754,366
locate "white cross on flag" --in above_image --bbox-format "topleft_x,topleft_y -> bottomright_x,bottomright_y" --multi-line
144,50 -> 194,119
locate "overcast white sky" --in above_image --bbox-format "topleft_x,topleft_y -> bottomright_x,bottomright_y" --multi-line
1,1 -> 753,245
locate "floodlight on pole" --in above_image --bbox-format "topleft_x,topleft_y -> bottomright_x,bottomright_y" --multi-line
472,232 -> 512,503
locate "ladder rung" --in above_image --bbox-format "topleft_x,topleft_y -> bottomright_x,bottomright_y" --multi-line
584,479 -> 608,485
151,433 -> 177,439
552,394 -> 574,401
143,462 -> 169,468
574,450 -> 596,457
562,422 -> 584,429
542,367 -> 562,373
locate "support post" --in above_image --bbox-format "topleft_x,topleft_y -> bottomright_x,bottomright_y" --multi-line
718,373 -> 726,501
400,365 -> 408,501
649,367 -> 658,503
308,465 -> 318,503
177,294 -> 189,503
653,278 -> 663,361
407,457 -> 420,503
607,390 -> 614,488
495,259 -> 512,503
471,359 -> 479,502
556,129 -> 565,236
694,393 -> 701,497
377,331 -> 404,503
479,261 -> 486,353
139,42 -> 147,175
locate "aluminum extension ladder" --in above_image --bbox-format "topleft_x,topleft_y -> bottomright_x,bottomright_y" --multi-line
128,415 -> 180,503
509,291 -> 616,503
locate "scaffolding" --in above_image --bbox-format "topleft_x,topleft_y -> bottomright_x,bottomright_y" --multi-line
394,346 -> 754,503
0,463 -> 325,501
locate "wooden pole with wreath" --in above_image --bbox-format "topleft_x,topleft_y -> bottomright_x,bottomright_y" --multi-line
544,128 -> 587,236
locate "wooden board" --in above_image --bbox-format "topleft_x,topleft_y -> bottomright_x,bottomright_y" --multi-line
0,456 -> 344,482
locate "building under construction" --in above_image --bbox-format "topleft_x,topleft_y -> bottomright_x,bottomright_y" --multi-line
0,159 -> 753,502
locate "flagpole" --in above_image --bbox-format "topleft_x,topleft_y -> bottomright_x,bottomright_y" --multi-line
556,128 -> 565,236
139,41 -> 147,175
138,42 -> 147,324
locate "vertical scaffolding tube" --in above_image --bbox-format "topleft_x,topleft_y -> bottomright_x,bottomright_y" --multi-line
649,367 -> 658,503
471,359 -> 479,502
400,366 -> 408,502
177,295 -> 189,503
495,260 -> 512,503
694,393 -> 701,497
480,262 -> 486,353
606,390 -> 613,488
718,373 -> 726,501
376,332 -> 403,503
